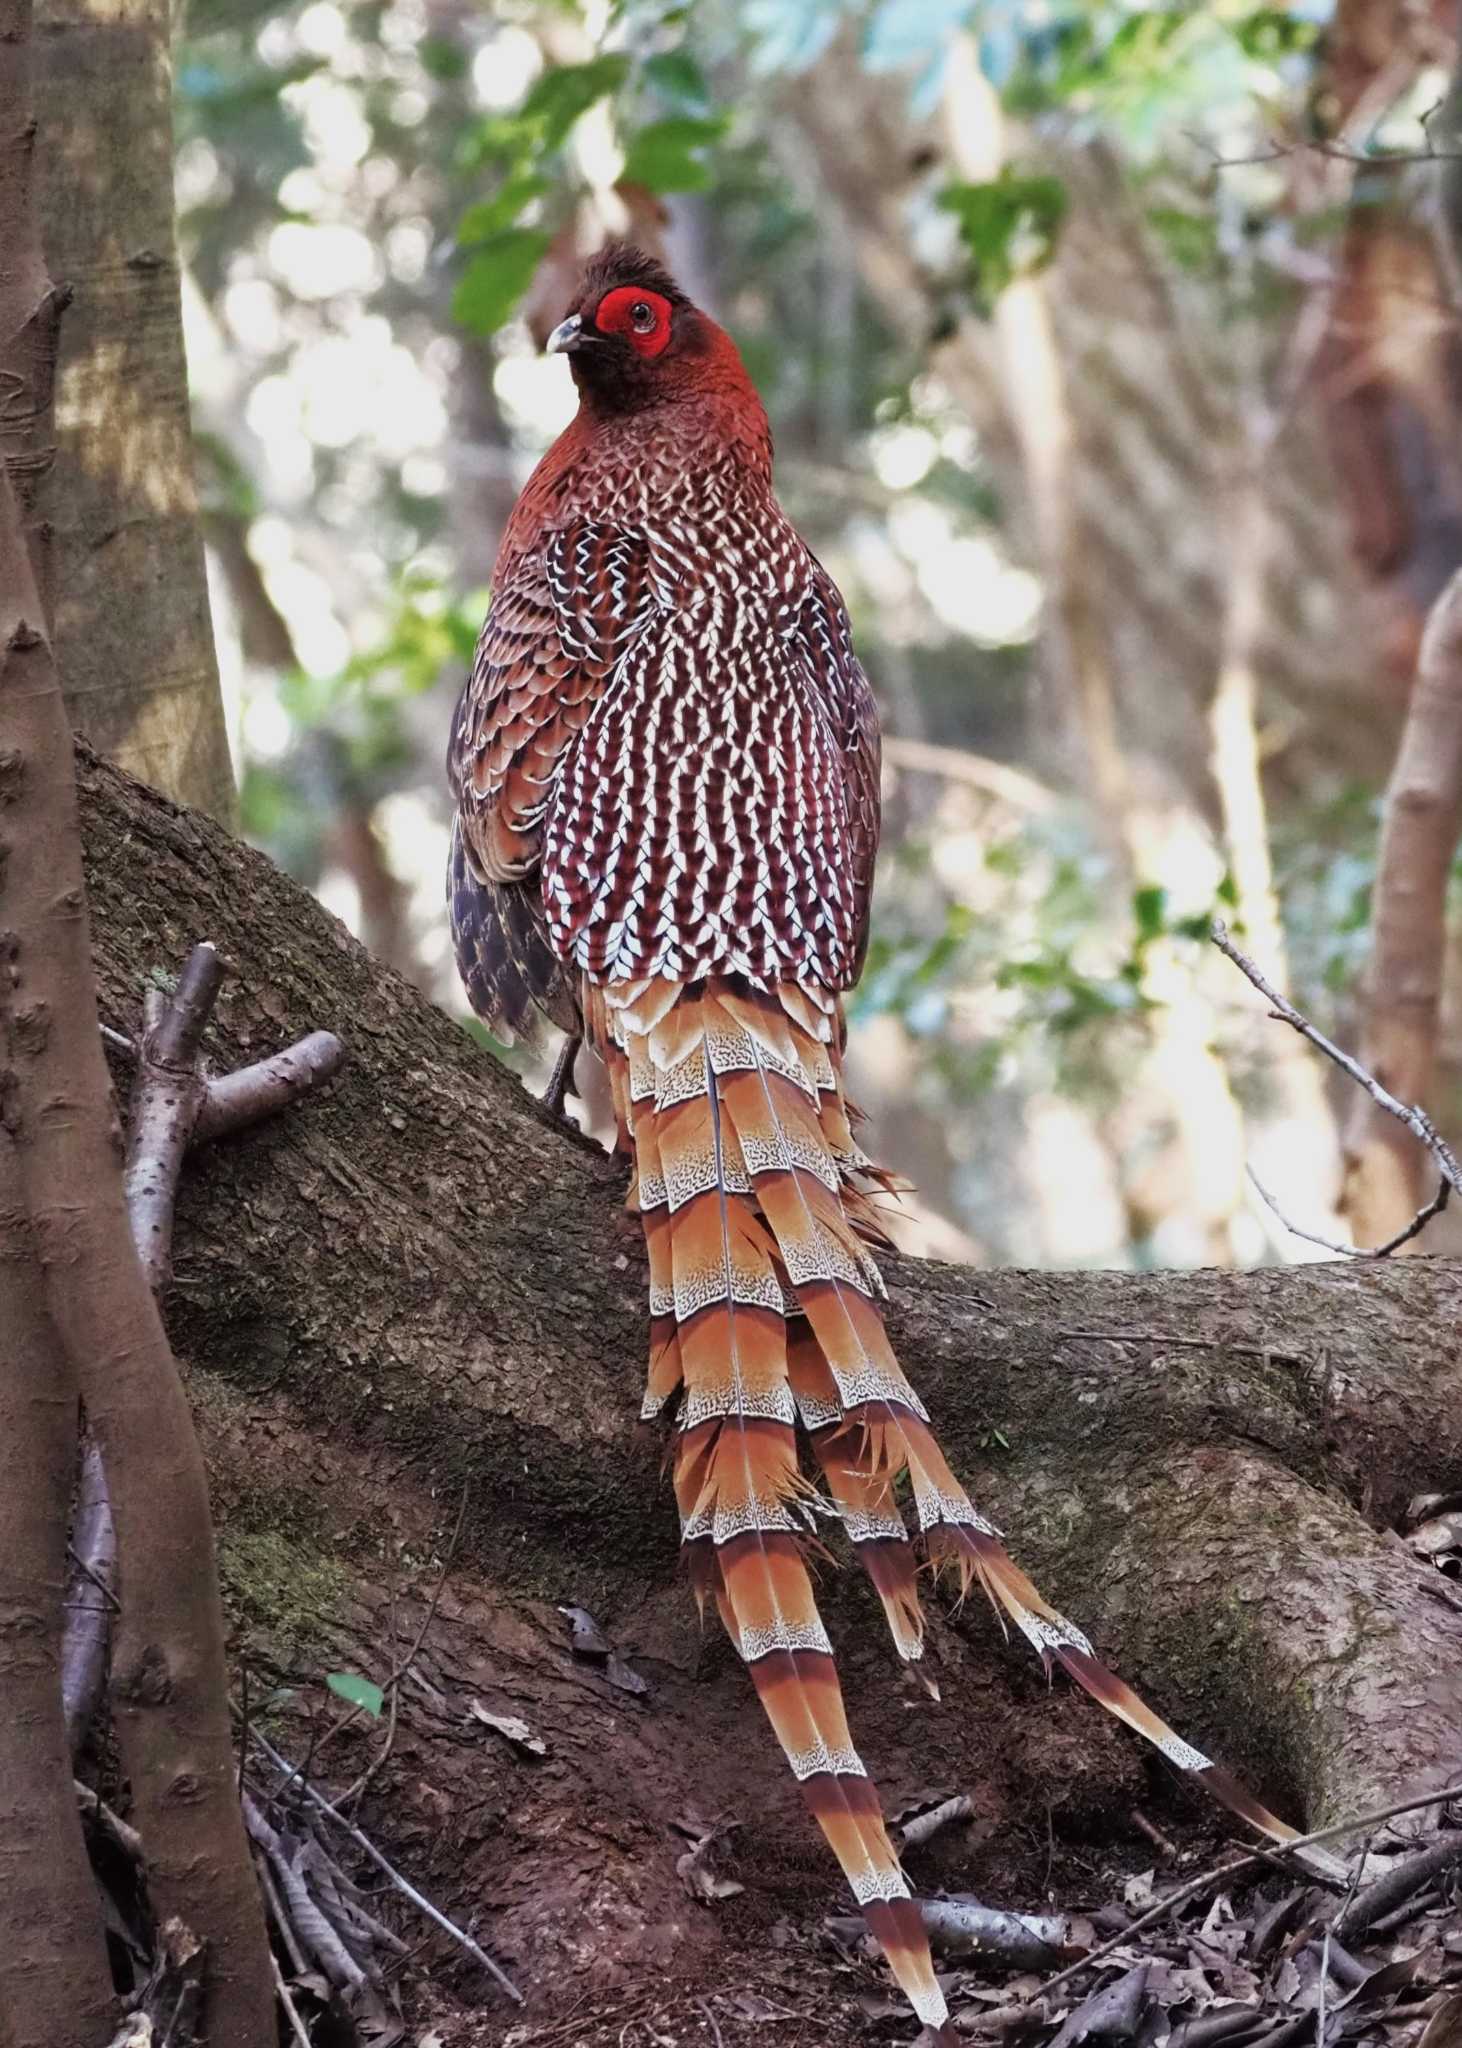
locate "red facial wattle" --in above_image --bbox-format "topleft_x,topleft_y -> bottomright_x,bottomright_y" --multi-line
593,284 -> 672,358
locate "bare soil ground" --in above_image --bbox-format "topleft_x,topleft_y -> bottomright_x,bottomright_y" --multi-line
205,1400 -> 1294,2048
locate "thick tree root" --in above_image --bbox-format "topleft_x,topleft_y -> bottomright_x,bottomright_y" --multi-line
72,741 -> 1462,2004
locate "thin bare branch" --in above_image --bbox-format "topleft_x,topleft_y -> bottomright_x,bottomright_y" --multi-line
269,1484 -> 470,1820
881,735 -> 1057,814
253,1844 -> 310,1979
1198,129 -> 1462,169
1248,1166 -> 1450,1260
123,942 -> 223,1294
271,1952 -> 313,2048
1211,919 -> 1462,1259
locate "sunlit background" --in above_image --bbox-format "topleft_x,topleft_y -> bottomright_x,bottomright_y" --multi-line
176,0 -> 1462,1271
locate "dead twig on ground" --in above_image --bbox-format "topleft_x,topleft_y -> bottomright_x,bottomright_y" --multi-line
253,1847 -> 310,1980
1334,1830 -> 1462,1943
1032,1779 -> 1462,2003
243,1791 -> 369,1995
271,1953 -> 313,2048
246,1723 -> 523,2005
899,1793 -> 975,1851
1132,1811 -> 1181,1862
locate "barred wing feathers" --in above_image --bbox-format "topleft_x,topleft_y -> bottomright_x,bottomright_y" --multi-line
446,523 -> 660,1038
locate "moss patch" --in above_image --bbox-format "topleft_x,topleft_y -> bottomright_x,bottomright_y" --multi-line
217,1523 -> 349,1662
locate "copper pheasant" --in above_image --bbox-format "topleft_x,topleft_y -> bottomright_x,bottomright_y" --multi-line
447,245 -> 1295,2042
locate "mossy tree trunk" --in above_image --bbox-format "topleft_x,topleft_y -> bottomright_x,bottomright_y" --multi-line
77,740 -> 1462,1930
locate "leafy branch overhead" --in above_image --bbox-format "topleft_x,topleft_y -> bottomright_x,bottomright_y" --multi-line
452,49 -> 725,337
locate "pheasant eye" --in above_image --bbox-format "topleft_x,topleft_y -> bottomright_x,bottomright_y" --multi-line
594,284 -> 673,356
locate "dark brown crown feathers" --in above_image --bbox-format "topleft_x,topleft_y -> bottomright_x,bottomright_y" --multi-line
577,243 -> 688,314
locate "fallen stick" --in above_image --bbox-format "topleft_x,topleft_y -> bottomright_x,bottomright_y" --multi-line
247,1725 -> 523,2006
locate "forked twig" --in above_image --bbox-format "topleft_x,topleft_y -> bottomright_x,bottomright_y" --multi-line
70,941 -> 348,2039
1248,1165 -> 1448,1261
1211,920 -> 1462,1256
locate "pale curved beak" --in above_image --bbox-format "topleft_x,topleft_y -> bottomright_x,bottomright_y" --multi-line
546,313 -> 583,356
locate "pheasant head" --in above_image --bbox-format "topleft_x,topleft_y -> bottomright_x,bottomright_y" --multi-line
544,243 -> 765,444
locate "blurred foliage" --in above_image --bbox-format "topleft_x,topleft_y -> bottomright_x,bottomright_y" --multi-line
1272,786 -> 1381,1008
854,826 -> 1243,1104
176,0 -> 1442,1263
238,578 -> 484,864
941,172 -> 1068,303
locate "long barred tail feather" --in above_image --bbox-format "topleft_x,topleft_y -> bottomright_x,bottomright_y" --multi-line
610,982 -> 954,2033
587,972 -> 1297,2042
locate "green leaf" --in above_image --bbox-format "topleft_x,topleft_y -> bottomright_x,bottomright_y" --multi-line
418,36 -> 469,81
458,174 -> 550,246
1132,883 -> 1167,942
940,171 -> 1067,297
621,114 -> 728,193
1146,205 -> 1218,273
521,54 -> 631,150
452,228 -> 551,335
327,1672 -> 384,1718
642,50 -> 710,111
862,0 -> 972,74
1232,7 -> 1318,58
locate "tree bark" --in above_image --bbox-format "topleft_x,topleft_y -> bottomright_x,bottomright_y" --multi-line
33,0 -> 236,820
0,6 -> 272,2007
0,1184 -> 115,2044
0,10 -> 126,2035
1343,572 -> 1462,1243
76,742 -> 1462,1911
0,480 -> 272,2045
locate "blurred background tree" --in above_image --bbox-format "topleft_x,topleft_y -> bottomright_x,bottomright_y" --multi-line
164,0 -> 1462,1271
